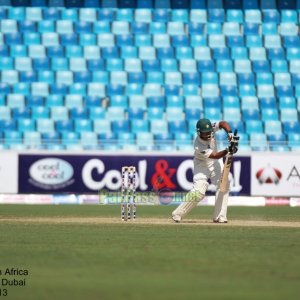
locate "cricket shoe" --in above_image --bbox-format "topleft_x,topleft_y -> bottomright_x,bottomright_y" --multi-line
213,218 -> 228,224
172,214 -> 182,223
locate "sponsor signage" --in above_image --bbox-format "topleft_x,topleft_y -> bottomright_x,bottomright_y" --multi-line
0,151 -> 18,193
19,154 -> 250,194
251,154 -> 300,196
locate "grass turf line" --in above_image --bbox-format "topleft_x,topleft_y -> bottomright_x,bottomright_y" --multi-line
0,205 -> 300,300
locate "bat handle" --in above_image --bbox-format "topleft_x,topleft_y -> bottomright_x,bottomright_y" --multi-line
233,129 -> 238,136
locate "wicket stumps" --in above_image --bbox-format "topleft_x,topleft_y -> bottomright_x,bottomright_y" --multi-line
121,166 -> 136,222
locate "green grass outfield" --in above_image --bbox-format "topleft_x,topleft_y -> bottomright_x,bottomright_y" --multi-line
0,205 -> 300,300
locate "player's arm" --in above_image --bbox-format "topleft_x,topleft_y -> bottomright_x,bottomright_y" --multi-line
208,149 -> 229,159
219,121 -> 233,141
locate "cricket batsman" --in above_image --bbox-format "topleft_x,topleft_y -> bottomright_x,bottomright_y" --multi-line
172,118 -> 239,223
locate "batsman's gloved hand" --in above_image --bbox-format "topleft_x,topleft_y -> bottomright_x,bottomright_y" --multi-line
228,144 -> 238,154
227,131 -> 233,142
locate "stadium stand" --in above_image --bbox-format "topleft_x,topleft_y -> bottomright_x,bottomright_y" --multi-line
0,1 -> 299,151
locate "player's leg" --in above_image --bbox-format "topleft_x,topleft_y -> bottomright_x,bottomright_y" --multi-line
172,180 -> 208,223
212,160 -> 229,223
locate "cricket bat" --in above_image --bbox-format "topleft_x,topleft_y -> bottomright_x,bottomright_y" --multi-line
219,130 -> 238,193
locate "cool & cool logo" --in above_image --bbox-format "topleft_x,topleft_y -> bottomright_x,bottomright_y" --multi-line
29,158 -> 74,186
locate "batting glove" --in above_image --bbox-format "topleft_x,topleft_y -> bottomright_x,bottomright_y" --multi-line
227,131 -> 233,142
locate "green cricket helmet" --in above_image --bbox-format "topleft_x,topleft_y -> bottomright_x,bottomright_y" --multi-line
196,118 -> 213,133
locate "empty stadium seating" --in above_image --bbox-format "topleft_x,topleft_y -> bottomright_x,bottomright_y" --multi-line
0,5 -> 299,151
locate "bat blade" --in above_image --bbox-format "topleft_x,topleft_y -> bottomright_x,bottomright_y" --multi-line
219,153 -> 233,192
219,129 -> 238,192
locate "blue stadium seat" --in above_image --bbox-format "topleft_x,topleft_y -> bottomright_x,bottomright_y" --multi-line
267,133 -> 286,145
0,107 -> 11,120
281,10 -> 297,23
80,131 -> 98,149
239,85 -> 256,97
227,36 -> 244,47
228,120 -> 244,133
253,61 -> 270,73
183,73 -> 200,85
204,107 -> 222,121
166,107 -> 184,120
88,106 -> 105,119
261,108 -> 279,120
131,22 -> 148,34
208,9 -> 225,23
150,119 -> 168,134
112,120 -> 130,133
147,107 -> 164,120
36,118 -> 54,133
198,60 -> 215,72
75,21 -> 92,33
223,108 -> 241,121
87,59 -> 105,71
93,119 -> 111,134
50,106 -> 68,121
216,60 -> 233,72
4,131 -> 22,149
149,22 -> 166,34
143,60 -> 161,72
185,108 -> 202,120
256,73 -> 273,85
31,106 -> 49,119
0,120 -> 17,131
85,96 -> 101,107
188,22 -> 204,35
246,120 -> 263,133
223,96 -> 240,108
271,60 -> 288,73
288,133 -> 300,147
268,48 -> 285,60
20,71 -> 36,83
250,133 -> 268,151
175,133 -> 192,146
243,109 -> 260,120
128,72 -> 145,84
280,108 -> 298,122
238,73 -> 255,85
276,86 -> 294,98
135,34 -> 152,46
116,34 -> 134,46
215,41 -> 234,55
74,119 -> 92,132
227,9 -> 243,23
62,132 -> 79,145
98,132 -> 117,144
98,8 -> 114,21
120,46 -> 137,58
103,82 -> 123,95
204,97 -> 221,109
262,23 -> 277,35
42,132 -> 60,145
287,48 -> 300,61
46,95 -> 63,107
70,107 -> 89,119
279,97 -> 296,109
264,120 -> 282,135
43,7 -> 60,20
131,120 -> 149,133
38,70 -> 54,83
246,36 -> 262,47
153,9 -> 169,22
0,57 -> 13,70
18,118 -> 35,132
154,133 -> 173,145
55,120 -> 73,132
244,23 -> 259,35
283,36 -> 300,48
283,121 -> 300,134
12,107 -> 30,119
